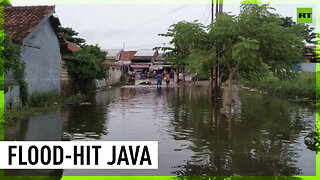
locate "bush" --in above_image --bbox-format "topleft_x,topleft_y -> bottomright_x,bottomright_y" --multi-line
64,45 -> 108,93
237,72 -> 316,100
28,90 -> 60,107
5,91 -> 86,124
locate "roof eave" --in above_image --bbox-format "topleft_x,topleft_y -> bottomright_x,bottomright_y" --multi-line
22,6 -> 56,44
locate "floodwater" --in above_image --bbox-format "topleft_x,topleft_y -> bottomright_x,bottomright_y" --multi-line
5,85 -> 316,176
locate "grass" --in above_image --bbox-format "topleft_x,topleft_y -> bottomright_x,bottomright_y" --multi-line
0,91 -> 4,141
236,72 -> 316,101
4,90 -> 86,124
317,113 -> 320,153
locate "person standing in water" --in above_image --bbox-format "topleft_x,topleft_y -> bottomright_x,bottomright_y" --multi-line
156,71 -> 162,88
164,73 -> 170,88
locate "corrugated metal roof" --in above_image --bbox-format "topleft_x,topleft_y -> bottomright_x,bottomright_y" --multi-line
134,49 -> 156,57
105,49 -> 123,57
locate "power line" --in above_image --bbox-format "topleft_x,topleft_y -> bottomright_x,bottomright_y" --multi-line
125,42 -> 167,50
105,4 -> 191,39
200,3 -> 210,24
204,4 -> 212,25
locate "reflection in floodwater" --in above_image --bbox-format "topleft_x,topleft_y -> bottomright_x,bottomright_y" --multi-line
5,86 -> 316,176
5,108 -> 63,177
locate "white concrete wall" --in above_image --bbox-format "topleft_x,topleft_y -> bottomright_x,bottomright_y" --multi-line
301,63 -> 316,73
96,66 -> 123,88
3,85 -> 20,107
108,67 -> 123,85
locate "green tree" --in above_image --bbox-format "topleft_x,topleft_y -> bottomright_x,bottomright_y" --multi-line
160,4 -> 308,106
280,16 -> 316,55
237,4 -> 304,80
0,0 -> 11,5
241,0 -> 263,4
158,21 -> 207,73
64,44 -> 108,93
206,12 -> 270,106
58,27 -> 86,47
1,32 -> 28,104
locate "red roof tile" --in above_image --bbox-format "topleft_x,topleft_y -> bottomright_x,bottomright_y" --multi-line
103,60 -> 122,67
4,5 -> 55,42
65,40 -> 81,52
119,51 -> 137,61
305,46 -> 316,50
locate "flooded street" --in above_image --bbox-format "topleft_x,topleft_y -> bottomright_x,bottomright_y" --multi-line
5,85 -> 316,176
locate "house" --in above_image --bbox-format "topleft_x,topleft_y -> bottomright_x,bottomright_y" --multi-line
301,46 -> 317,73
119,51 -> 137,65
131,49 -> 158,72
150,53 -> 171,73
60,40 -> 81,94
119,51 -> 137,73
4,5 -> 62,105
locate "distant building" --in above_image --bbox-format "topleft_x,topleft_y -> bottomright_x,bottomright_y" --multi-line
60,40 -> 81,94
131,49 -> 158,72
301,46 -> 317,73
104,49 -> 123,61
119,51 -> 137,65
150,53 -> 171,72
4,5 -> 63,105
119,51 -> 136,73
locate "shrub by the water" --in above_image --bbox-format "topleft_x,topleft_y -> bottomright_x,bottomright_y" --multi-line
237,72 -> 316,100
28,90 -> 60,107
5,90 -> 86,124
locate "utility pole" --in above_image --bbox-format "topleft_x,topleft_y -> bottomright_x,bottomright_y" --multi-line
211,0 -> 214,22
214,0 -> 219,101
211,0 -> 215,102
211,0 -> 222,102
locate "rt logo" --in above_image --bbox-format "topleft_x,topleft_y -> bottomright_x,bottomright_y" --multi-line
297,8 -> 312,23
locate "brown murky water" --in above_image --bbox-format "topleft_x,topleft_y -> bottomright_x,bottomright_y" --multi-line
5,85 -> 316,176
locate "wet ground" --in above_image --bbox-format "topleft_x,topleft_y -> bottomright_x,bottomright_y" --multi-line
5,85 -> 316,176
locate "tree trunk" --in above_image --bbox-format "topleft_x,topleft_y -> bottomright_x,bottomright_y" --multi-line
227,72 -> 233,107
210,68 -> 214,101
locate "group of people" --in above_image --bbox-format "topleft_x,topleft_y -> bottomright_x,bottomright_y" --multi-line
178,72 -> 186,84
136,70 -> 152,80
157,71 -> 171,88
126,70 -> 187,88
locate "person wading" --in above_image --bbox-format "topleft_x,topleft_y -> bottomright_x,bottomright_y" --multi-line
156,71 -> 163,88
164,73 -> 170,88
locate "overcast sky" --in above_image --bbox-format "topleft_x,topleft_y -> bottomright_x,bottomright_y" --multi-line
11,1 -> 316,50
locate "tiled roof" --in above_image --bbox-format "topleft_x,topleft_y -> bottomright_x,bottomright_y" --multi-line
4,5 -> 55,42
103,60 -> 122,67
65,40 -> 81,52
119,51 -> 137,61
